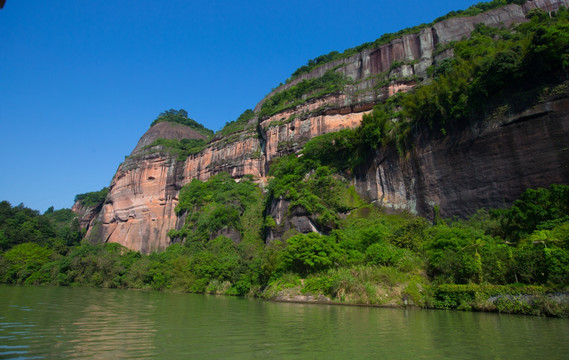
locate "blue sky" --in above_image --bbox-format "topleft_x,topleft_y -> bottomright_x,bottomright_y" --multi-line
0,0 -> 480,212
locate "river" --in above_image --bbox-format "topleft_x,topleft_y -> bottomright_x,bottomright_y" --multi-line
1,285 -> 568,359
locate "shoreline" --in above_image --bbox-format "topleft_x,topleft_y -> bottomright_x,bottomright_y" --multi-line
2,282 -> 568,317
262,288 -> 569,317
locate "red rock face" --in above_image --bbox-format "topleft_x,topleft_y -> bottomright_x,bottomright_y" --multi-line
81,0 -> 569,252
130,121 -> 208,155
183,135 -> 264,181
90,105 -> 369,253
259,94 -> 373,163
89,153 -> 182,253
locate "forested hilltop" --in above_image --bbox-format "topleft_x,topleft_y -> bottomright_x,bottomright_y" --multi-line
2,2 -> 569,317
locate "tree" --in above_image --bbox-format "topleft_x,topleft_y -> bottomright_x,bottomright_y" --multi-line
279,233 -> 342,276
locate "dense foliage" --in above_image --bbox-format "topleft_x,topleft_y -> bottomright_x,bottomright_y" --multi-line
149,109 -> 213,138
1,179 -> 568,316
142,138 -> 207,162
169,173 -> 264,245
74,187 -> 108,208
0,202 -> 82,252
266,154 -> 365,231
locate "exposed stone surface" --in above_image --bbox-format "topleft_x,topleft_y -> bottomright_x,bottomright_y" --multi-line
87,153 -> 183,253
130,121 -> 208,155
259,94 -> 373,163
183,134 -> 264,181
71,201 -> 103,232
78,0 -> 569,252
354,96 -> 569,218
256,0 -> 567,112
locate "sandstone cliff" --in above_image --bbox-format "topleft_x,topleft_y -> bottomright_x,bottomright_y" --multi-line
78,0 -> 569,253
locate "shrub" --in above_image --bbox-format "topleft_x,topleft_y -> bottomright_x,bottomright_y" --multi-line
278,233 -> 342,276
150,109 -> 213,137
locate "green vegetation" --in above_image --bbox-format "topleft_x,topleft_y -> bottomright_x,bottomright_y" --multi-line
150,109 -> 213,138
1,2 -> 569,318
266,154 -> 365,231
74,187 -> 108,208
283,9 -> 569,170
433,0 -> 527,22
260,71 -> 350,119
139,109 -> 258,162
142,138 -> 207,162
217,109 -> 256,137
1,181 -> 568,316
288,0 -> 529,81
169,173 -> 264,245
403,10 -> 569,134
0,201 -> 82,252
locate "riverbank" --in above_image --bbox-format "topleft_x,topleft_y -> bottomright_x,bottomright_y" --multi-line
259,280 -> 569,317
4,284 -> 569,360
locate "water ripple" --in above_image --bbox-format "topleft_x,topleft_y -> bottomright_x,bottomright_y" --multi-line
1,286 -> 569,359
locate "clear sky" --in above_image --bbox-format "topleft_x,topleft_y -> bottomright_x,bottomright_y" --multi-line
0,0 -> 480,212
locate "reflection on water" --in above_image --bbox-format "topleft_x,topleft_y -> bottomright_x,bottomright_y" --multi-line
0,285 -> 568,359
0,286 -> 159,359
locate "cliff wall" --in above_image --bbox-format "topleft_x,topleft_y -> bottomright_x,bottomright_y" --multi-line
354,96 -> 569,218
255,0 -> 569,112
80,0 -> 569,253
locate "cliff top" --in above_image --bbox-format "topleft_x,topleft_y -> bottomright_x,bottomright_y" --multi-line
131,121 -> 209,156
149,109 -> 213,138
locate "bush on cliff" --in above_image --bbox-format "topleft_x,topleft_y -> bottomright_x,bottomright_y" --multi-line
217,109 -> 256,137
150,109 -> 213,137
74,187 -> 108,208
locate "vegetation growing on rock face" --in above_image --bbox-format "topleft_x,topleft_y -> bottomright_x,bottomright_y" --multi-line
150,109 -> 214,138
2,182 -> 568,315
260,71 -> 350,119
279,8 -> 569,170
142,138 -> 208,162
74,188 -> 108,208
169,173 -> 264,246
288,0 -> 530,81
1,2 -> 569,317
402,10 -> 569,134
217,109 -> 256,137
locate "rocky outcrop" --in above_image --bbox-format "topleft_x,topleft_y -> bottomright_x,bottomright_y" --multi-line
256,0 -> 569,112
130,121 -> 208,155
87,153 -> 182,253
183,133 -> 265,181
354,96 -> 569,218
71,201 -> 103,232
79,0 -> 569,252
88,106 -> 369,252
259,94 -> 374,163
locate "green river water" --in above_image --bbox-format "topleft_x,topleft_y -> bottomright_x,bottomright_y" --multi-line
0,285 -> 568,359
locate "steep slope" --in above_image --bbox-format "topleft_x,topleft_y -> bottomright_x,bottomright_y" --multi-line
78,0 -> 569,253
83,121 -> 206,253
354,96 -> 569,218
130,121 -> 208,156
